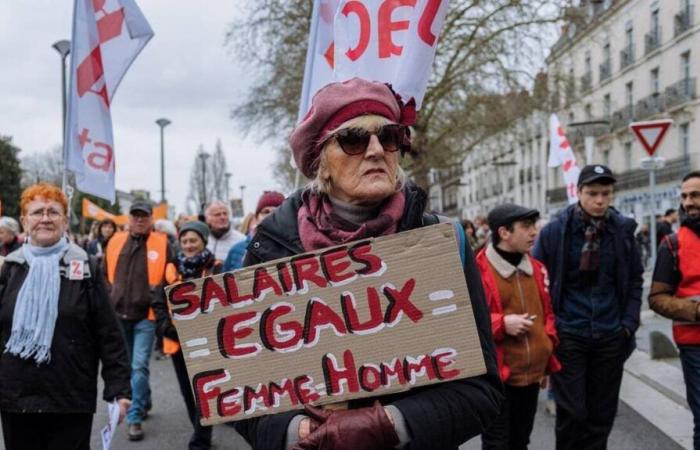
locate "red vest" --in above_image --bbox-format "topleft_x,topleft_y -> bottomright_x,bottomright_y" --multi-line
672,227 -> 700,345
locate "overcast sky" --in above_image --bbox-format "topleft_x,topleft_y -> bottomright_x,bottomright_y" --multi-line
0,1 -> 281,215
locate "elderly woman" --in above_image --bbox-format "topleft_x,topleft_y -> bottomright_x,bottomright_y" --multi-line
0,183 -> 131,450
0,217 -> 21,257
234,78 -> 502,450
153,221 -> 222,450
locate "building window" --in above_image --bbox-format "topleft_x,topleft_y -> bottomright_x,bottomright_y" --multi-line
603,93 -> 611,117
682,51 -> 691,80
603,41 -> 611,62
626,82 -> 634,107
680,123 -> 690,157
585,103 -> 593,120
651,67 -> 660,94
624,142 -> 633,171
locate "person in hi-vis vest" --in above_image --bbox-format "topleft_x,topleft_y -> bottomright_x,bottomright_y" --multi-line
105,200 -> 174,442
153,220 -> 222,450
650,171 -> 700,450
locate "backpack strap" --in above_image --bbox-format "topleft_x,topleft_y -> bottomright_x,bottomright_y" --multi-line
663,234 -> 679,268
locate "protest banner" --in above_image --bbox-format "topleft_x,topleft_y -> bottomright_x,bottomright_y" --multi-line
166,223 -> 486,425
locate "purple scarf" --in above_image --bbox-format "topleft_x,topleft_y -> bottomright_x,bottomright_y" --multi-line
297,190 -> 406,251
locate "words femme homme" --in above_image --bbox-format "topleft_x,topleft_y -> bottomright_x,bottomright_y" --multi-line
166,224 -> 485,425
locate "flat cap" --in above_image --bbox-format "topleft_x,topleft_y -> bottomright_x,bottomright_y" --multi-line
488,204 -> 540,235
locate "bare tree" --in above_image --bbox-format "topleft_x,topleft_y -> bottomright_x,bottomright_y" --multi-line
21,145 -> 64,187
185,141 -> 230,213
227,0 -> 569,190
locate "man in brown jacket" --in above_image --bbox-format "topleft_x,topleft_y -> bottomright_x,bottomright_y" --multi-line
477,204 -> 560,450
105,201 -> 173,441
649,171 -> 700,449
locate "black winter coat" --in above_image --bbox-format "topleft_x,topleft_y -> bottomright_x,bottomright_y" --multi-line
0,244 -> 131,413
235,184 -> 503,450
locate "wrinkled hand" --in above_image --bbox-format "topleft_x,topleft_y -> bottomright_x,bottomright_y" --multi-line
504,313 -> 533,336
292,402 -> 398,450
117,398 -> 131,424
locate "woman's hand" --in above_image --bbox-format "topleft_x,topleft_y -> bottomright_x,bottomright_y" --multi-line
292,402 -> 398,450
117,398 -> 131,424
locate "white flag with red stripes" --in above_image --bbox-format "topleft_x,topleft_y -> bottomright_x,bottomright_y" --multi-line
548,114 -> 580,204
65,0 -> 153,202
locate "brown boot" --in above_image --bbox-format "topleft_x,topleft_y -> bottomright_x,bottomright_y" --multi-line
128,423 -> 144,441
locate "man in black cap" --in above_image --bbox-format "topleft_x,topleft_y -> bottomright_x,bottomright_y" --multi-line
477,204 -> 560,450
105,200 -> 174,441
533,165 -> 643,449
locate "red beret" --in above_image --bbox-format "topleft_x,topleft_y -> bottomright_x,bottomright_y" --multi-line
289,78 -> 415,178
255,191 -> 285,216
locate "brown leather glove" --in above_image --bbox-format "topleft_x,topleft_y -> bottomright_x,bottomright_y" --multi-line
292,401 -> 399,450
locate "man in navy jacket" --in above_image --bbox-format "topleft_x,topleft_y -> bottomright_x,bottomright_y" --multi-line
533,165 -> 643,450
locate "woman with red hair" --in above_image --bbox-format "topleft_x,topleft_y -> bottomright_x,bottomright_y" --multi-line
0,183 -> 131,449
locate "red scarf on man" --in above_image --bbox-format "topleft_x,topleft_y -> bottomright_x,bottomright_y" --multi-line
297,190 -> 406,251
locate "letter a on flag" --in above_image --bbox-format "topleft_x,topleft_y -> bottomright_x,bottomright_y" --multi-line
65,0 -> 153,203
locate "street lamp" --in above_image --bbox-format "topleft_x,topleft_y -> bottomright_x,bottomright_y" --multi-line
52,39 -> 71,192
198,151 -> 211,211
224,172 -> 232,202
240,185 -> 246,212
155,118 -> 171,203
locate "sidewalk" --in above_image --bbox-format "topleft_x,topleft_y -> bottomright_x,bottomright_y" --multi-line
620,270 -> 694,449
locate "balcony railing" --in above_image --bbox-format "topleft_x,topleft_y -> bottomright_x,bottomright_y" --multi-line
580,72 -> 593,93
611,104 -> 635,130
674,5 -> 695,37
635,93 -> 665,119
620,44 -> 635,70
599,60 -> 612,82
645,27 -> 662,54
666,77 -> 697,108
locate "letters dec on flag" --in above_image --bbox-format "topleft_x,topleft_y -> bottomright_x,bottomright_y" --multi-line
548,114 -> 581,204
297,0 -> 449,121
65,0 -> 153,203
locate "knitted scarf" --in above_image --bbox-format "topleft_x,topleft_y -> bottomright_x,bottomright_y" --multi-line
577,205 -> 608,274
177,248 -> 215,280
297,190 -> 406,251
5,237 -> 70,365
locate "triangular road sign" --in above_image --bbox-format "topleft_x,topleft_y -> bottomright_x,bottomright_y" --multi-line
629,119 -> 673,156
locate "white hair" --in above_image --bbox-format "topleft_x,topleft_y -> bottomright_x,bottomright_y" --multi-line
0,217 -> 20,235
204,200 -> 230,216
308,115 -> 407,195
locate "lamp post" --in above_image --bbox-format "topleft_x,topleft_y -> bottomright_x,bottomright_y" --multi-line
224,172 -> 232,202
240,185 -> 246,212
155,118 -> 171,203
52,39 -> 71,193
198,151 -> 210,212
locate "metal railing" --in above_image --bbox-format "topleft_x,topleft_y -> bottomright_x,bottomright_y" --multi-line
674,5 -> 695,37
620,44 -> 635,70
635,93 -> 665,119
645,27 -> 662,54
599,59 -> 612,82
665,77 -> 697,108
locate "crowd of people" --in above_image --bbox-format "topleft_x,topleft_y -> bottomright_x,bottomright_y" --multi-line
0,77 -> 699,450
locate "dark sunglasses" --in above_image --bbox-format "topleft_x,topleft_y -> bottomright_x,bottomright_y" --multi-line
324,124 -> 410,156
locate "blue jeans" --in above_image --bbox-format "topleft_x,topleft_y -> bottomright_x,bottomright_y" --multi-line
120,319 -> 156,424
680,346 -> 700,450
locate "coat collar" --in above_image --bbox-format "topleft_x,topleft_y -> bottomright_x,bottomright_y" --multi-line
4,242 -> 91,276
485,243 -> 533,278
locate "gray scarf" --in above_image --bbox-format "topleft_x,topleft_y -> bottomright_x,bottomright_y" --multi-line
5,237 -> 70,364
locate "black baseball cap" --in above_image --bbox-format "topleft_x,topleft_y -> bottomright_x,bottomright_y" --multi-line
488,204 -> 540,235
129,200 -> 153,215
578,164 -> 616,187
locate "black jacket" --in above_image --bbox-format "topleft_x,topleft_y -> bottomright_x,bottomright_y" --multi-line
0,244 -> 131,413
235,184 -> 503,450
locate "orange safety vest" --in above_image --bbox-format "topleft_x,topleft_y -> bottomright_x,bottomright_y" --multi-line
105,231 -> 168,321
160,261 -> 221,355
672,227 -> 700,345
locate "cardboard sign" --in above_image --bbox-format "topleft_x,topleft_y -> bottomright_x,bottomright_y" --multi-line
166,223 -> 486,425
